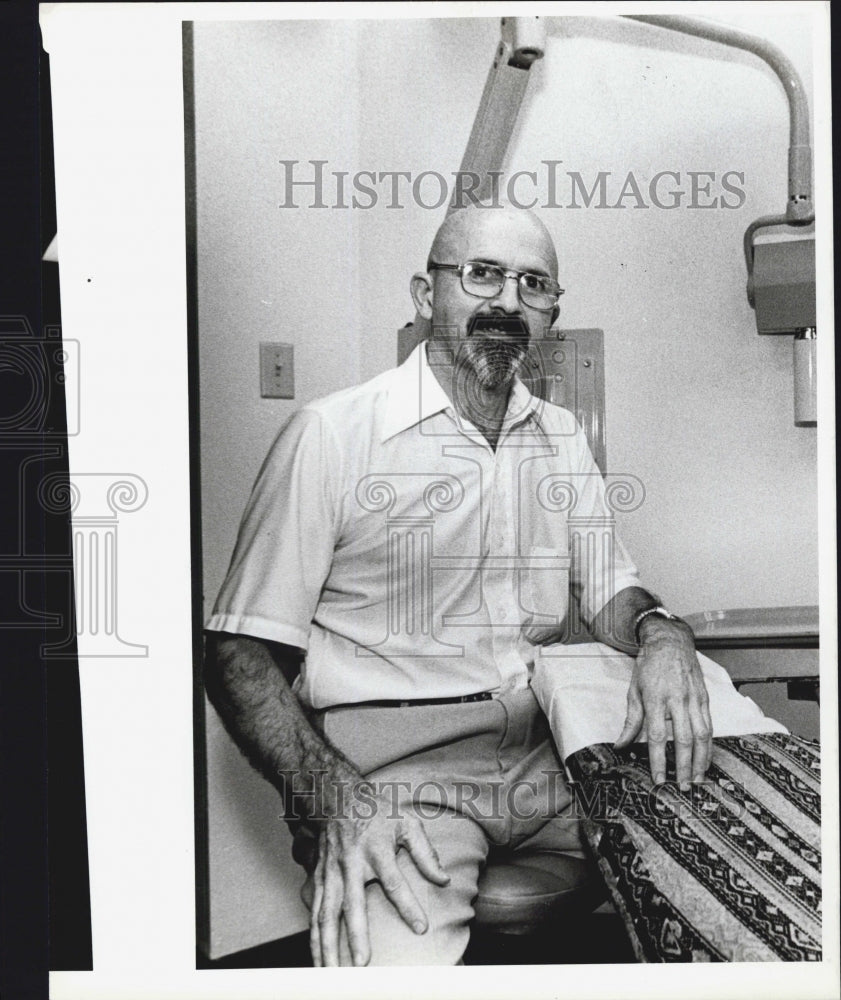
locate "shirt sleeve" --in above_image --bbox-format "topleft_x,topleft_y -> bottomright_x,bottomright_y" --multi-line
566,421 -> 644,625
205,407 -> 340,650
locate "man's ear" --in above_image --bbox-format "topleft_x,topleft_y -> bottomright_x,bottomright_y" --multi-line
410,271 -> 434,320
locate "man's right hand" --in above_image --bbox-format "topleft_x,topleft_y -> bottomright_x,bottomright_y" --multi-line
306,787 -> 450,967
204,636 -> 450,966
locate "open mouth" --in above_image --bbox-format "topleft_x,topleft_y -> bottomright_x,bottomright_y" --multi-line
468,314 -> 529,340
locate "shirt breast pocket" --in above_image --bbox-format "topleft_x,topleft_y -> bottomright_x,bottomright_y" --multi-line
520,545 -> 570,645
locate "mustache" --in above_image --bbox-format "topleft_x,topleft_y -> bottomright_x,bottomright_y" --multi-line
468,314 -> 529,339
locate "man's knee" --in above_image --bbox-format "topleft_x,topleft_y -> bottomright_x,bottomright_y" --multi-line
301,811 -> 487,966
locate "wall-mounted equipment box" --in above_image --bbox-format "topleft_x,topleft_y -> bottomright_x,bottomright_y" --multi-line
752,232 -> 815,335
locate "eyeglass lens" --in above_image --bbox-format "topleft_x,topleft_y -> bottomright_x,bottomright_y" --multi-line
462,262 -> 557,309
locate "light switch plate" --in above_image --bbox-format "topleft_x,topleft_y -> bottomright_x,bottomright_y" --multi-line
259,342 -> 295,398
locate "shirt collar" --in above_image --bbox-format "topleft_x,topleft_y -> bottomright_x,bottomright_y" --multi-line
380,341 -> 452,443
381,341 -> 546,443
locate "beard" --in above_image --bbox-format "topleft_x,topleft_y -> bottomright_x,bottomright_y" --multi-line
463,335 -> 527,390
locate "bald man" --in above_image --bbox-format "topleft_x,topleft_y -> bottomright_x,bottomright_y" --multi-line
204,203 -> 711,966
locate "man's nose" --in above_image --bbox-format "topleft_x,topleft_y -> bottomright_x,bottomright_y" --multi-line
489,274 -> 521,313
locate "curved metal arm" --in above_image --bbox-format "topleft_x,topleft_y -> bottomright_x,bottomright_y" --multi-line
623,14 -> 813,222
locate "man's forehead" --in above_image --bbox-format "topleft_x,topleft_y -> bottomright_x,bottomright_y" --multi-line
466,233 -> 555,271
435,207 -> 558,274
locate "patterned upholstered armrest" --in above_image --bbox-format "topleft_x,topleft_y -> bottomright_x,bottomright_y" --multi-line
566,735 -> 822,962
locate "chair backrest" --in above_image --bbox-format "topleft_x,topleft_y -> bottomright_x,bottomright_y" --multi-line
397,325 -> 607,472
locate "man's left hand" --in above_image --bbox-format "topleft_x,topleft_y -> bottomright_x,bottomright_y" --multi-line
614,618 -> 713,787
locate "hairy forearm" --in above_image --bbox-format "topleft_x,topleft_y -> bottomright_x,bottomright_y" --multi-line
590,586 -> 695,655
204,634 -> 363,821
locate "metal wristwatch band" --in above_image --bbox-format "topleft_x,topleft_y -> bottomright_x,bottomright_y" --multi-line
633,605 -> 681,645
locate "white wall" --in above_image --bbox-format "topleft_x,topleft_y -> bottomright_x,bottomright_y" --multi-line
195,20 -> 361,956
194,12 -> 818,957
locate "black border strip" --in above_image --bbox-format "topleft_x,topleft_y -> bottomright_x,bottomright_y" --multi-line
182,19 -> 211,963
1,4 -> 50,996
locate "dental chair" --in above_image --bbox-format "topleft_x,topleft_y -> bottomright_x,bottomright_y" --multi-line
396,324 -> 820,963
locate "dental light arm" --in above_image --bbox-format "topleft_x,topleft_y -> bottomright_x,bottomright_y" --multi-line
410,17 -> 546,338
449,16 -> 546,213
420,14 -> 816,424
622,14 -> 815,307
622,15 -> 816,425
625,14 -> 812,222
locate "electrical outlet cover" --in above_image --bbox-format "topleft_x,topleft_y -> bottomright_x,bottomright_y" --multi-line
259,342 -> 295,399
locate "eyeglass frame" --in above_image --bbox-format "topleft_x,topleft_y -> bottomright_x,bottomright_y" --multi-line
427,259 -> 565,312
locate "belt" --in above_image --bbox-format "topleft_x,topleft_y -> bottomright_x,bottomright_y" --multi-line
315,691 -> 494,713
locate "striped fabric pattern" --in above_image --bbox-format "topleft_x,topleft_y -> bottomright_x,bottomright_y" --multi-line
566,734 -> 821,962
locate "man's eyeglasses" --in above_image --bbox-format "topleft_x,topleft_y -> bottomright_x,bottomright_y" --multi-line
428,260 -> 564,312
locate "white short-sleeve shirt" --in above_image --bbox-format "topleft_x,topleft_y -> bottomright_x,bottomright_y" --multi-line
206,342 -> 642,709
